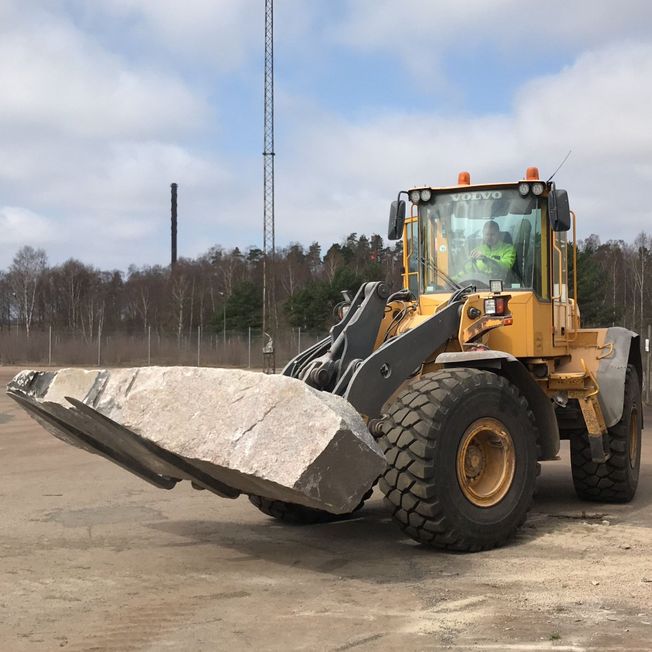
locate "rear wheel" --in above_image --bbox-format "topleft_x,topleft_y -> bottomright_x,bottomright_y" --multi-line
249,487 -> 374,525
378,368 -> 538,551
570,365 -> 641,502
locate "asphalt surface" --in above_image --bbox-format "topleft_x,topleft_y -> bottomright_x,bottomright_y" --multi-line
1,366 -> 652,651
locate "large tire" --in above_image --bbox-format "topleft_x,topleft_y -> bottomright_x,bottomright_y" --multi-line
570,365 -> 641,502
249,487 -> 374,525
378,369 -> 538,552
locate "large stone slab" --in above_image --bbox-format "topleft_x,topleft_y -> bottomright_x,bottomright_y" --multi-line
7,367 -> 386,514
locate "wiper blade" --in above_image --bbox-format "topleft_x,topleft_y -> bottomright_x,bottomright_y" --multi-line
420,257 -> 462,291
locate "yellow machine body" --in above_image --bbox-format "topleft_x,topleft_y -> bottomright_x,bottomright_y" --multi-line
374,171 -> 634,446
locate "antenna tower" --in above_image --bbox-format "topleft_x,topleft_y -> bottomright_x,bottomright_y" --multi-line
262,0 -> 275,373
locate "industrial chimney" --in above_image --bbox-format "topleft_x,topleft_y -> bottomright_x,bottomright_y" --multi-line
170,182 -> 178,268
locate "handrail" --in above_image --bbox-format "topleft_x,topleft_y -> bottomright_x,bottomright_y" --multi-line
551,231 -> 570,350
597,342 -> 614,360
571,210 -> 579,333
580,358 -> 601,400
564,210 -> 579,342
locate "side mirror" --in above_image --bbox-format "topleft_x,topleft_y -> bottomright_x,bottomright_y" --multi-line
549,189 -> 571,231
388,199 -> 406,240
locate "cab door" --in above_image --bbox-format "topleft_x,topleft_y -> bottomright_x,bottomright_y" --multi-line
404,216 -> 419,296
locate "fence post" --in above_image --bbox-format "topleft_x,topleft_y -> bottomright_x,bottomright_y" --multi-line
223,306 -> 227,348
248,327 -> 251,369
48,325 -> 52,365
197,325 -> 201,367
646,323 -> 651,405
147,325 -> 151,365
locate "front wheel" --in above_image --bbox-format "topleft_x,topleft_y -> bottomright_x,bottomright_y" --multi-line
378,369 -> 538,552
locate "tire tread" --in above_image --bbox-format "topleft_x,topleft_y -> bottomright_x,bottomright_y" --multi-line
377,368 -> 538,551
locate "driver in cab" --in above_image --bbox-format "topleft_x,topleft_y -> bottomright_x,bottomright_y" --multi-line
468,220 -> 516,277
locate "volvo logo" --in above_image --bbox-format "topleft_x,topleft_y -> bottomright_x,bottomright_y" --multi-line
451,191 -> 503,201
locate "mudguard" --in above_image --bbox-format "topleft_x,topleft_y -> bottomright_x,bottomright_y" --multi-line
597,327 -> 641,428
436,351 -> 561,460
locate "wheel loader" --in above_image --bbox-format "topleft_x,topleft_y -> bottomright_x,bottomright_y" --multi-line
7,167 -> 642,552
260,166 -> 643,550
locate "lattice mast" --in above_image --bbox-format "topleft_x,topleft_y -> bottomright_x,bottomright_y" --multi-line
262,0 -> 275,372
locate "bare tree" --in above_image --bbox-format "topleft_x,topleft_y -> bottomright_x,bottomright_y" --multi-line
631,232 -> 650,339
170,268 -> 189,345
8,246 -> 47,336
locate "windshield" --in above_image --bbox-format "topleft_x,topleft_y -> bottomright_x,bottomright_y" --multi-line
419,188 -> 543,293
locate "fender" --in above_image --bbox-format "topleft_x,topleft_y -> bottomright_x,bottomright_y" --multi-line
436,351 -> 560,460
597,327 -> 642,428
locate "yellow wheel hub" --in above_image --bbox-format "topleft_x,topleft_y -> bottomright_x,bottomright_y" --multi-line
457,418 -> 516,507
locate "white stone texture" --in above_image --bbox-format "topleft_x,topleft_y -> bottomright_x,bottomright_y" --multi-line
8,367 -> 386,514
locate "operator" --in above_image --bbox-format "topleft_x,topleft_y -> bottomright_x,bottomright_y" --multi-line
467,220 -> 516,277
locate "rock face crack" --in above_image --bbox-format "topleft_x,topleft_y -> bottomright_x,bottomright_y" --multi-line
233,401 -> 279,444
7,367 -> 387,514
124,369 -> 140,396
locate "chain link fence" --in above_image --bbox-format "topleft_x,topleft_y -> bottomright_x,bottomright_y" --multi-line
3,325 -> 651,405
0,327 -> 326,370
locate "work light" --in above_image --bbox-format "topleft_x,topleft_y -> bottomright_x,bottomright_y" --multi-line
489,280 -> 503,294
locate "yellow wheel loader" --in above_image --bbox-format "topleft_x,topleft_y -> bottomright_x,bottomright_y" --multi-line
263,166 -> 642,550
7,167 -> 642,552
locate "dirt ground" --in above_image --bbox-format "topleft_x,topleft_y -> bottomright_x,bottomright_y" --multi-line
1,366 -> 652,651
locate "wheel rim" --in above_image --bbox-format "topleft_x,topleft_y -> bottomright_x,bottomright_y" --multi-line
629,408 -> 639,469
457,418 -> 516,507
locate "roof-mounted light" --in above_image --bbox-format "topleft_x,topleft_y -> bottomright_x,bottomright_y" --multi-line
409,189 -> 421,204
458,171 -> 471,185
525,166 -> 540,180
531,182 -> 544,196
518,182 -> 530,196
420,189 -> 432,202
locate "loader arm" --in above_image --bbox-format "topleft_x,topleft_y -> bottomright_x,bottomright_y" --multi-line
283,281 -> 463,419
343,301 -> 462,418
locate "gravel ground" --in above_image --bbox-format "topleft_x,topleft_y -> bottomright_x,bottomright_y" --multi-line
1,365 -> 652,651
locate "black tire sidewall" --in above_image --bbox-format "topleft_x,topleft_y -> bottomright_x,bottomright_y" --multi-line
570,364 -> 643,503
431,376 -> 537,534
617,366 -> 642,491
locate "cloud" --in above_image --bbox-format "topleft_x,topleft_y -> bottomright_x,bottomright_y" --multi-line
79,0 -> 261,72
275,40 -> 652,246
1,3 -> 651,272
0,4 -> 207,139
0,207 -> 61,248
334,0 -> 652,81
80,0 -> 327,73
0,1 -> 225,269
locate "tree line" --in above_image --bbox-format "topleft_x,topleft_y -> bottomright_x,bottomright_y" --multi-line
571,232 -> 650,337
0,234 -> 403,339
1,231 -> 650,339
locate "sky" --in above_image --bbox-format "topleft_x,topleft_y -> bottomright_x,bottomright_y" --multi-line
2,0 -> 652,271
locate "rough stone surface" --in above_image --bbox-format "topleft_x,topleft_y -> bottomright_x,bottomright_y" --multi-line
7,367 -> 386,514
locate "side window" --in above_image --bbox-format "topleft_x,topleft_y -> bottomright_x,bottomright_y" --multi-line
532,212 -> 547,298
406,219 -> 419,296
